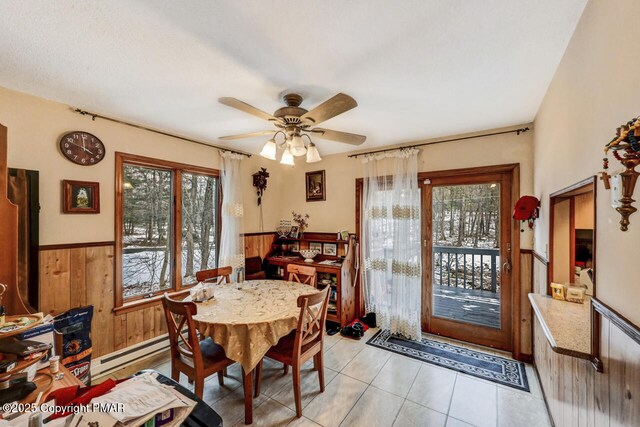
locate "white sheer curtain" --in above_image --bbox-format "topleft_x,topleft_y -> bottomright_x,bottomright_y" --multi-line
362,148 -> 422,339
219,151 -> 245,275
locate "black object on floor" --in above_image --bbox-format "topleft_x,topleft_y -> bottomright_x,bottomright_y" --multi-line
326,321 -> 341,336
367,330 -> 529,392
360,313 -> 377,328
138,370 -> 223,427
340,321 -> 365,340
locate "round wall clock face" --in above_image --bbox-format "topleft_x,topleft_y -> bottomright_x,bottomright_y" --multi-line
59,131 -> 105,166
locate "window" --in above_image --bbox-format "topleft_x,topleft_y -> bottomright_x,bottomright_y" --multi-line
115,153 -> 220,307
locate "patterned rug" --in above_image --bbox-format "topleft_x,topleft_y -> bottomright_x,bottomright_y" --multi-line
367,329 -> 529,392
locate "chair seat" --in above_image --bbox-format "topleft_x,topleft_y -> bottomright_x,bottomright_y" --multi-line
266,331 -> 320,364
179,337 -> 229,368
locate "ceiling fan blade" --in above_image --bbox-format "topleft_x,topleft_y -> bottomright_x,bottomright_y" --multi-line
309,128 -> 366,145
300,93 -> 357,125
218,97 -> 282,123
218,130 -> 275,141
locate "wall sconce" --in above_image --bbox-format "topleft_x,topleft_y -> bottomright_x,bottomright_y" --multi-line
601,117 -> 640,231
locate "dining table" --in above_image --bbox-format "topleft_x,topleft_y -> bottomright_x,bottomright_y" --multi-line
191,279 -> 319,425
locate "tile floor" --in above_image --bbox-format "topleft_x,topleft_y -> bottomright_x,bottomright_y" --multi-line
107,329 -> 551,427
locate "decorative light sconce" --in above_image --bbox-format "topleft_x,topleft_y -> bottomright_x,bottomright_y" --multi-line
601,116 -> 640,231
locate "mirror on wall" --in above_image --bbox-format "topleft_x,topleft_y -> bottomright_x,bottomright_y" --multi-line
549,177 -> 596,296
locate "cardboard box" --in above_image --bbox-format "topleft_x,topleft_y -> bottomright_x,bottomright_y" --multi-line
16,322 -> 55,369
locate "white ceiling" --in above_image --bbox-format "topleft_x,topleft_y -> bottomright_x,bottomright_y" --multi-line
0,0 -> 587,156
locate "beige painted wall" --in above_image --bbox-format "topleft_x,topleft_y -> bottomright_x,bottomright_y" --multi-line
533,0 -> 640,324
245,126 -> 535,249
0,86 -> 222,245
240,154 -> 288,233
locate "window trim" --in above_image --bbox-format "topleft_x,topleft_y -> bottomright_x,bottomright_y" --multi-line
115,152 -> 221,309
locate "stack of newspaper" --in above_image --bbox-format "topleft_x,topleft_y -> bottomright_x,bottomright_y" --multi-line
81,372 -> 197,427
21,372 -> 197,427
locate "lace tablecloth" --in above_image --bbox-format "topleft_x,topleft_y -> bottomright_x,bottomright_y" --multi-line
192,280 -> 318,372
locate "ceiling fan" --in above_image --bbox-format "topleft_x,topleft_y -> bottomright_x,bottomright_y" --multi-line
218,93 -> 366,165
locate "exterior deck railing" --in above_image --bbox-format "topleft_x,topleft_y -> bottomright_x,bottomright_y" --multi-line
433,245 -> 500,293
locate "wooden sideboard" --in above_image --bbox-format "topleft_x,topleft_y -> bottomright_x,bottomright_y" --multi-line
266,234 -> 357,328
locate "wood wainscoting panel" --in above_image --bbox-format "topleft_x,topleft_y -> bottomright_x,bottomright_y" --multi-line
85,245 -> 114,358
40,243 -> 166,359
608,318 -> 640,426
519,250 -> 533,357
244,232 -> 275,259
532,255 -> 639,427
126,309 -> 145,347
39,249 -> 71,315
69,248 -> 86,308
113,314 -> 128,352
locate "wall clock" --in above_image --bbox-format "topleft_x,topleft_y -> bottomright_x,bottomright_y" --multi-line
59,131 -> 105,166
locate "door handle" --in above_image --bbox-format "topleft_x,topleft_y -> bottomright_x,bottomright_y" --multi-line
502,242 -> 512,273
502,257 -> 512,273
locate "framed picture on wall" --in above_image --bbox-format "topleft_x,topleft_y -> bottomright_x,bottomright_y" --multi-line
322,243 -> 337,256
62,180 -> 100,214
309,242 -> 322,252
305,170 -> 326,202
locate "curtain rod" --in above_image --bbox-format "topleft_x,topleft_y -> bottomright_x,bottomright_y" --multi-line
347,127 -> 530,158
73,108 -> 252,157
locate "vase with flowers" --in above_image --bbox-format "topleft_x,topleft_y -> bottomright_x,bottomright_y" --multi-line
292,211 -> 310,238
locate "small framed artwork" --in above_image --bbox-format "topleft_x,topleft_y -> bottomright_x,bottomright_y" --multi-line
306,170 -> 326,202
63,180 -> 100,214
309,242 -> 322,252
291,242 -> 300,252
322,243 -> 337,256
550,282 -> 566,301
289,226 -> 300,239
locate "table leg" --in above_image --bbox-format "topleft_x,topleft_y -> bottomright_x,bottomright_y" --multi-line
242,367 -> 253,425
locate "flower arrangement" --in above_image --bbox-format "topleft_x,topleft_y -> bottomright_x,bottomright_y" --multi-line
292,211 -> 310,234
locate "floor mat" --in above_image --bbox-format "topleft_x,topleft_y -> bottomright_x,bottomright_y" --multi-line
366,329 -> 529,392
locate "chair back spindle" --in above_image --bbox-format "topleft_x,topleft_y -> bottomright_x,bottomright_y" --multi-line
196,266 -> 233,284
287,264 -> 317,287
295,287 -> 330,352
162,294 -> 203,371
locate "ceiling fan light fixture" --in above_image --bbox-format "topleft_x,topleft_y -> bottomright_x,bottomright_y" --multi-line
306,142 -> 322,163
259,138 -> 277,160
289,134 -> 307,157
280,146 -> 295,166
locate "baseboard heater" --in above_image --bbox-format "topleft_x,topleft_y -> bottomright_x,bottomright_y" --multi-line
91,334 -> 170,379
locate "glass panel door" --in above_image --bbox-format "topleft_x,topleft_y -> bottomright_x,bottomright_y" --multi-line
431,183 -> 501,328
422,171 -> 513,351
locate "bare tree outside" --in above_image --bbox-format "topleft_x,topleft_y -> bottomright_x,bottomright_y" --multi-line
431,183 -> 502,329
432,183 -> 501,292
121,165 -> 218,299
181,172 -> 218,284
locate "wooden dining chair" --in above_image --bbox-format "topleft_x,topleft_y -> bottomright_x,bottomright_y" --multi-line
161,293 -> 235,398
196,266 -> 232,284
287,264 -> 317,287
254,286 -> 330,418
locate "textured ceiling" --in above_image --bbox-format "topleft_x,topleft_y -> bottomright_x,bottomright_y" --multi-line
0,0 -> 587,155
